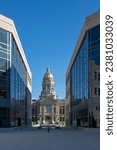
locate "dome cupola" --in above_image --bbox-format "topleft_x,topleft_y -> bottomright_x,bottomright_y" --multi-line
44,67 -> 53,79
40,68 -> 57,99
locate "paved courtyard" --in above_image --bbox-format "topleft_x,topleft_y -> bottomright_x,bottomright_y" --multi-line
0,128 -> 99,150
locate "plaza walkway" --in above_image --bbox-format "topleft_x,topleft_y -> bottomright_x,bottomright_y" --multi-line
0,127 -> 99,150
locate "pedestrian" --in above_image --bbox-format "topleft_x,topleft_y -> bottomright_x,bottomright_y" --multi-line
48,126 -> 50,132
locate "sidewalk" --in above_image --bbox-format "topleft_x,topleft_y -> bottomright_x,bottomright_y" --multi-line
0,128 -> 99,150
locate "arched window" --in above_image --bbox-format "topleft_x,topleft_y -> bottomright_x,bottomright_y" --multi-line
46,105 -> 51,113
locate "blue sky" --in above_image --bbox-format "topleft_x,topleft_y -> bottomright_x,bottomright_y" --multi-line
1,0 -> 99,99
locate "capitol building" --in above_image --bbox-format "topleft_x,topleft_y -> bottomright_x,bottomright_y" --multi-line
32,68 -> 66,126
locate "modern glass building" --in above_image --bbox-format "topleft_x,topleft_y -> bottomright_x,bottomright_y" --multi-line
0,14 -> 32,127
66,12 -> 100,127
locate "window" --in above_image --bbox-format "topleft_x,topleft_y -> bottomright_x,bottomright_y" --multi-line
0,59 -> 7,72
46,106 -> 51,113
42,107 -> 44,113
46,116 -> 51,120
46,86 -> 50,92
0,87 -> 7,98
63,117 -> 64,121
94,88 -> 97,95
60,109 -> 62,114
54,107 -> 56,113
0,29 -> 7,44
96,106 -> 100,111
91,25 -> 100,42
63,108 -> 64,114
0,51 -> 8,60
98,88 -> 100,95
94,87 -> 100,95
94,71 -> 97,80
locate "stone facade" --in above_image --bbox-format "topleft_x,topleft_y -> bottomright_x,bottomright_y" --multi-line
32,68 -> 66,126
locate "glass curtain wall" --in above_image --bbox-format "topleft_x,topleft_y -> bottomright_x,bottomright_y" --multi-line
0,28 -> 31,127
10,35 -> 27,127
70,34 -> 88,126
88,25 -> 100,127
70,25 -> 100,126
0,28 -> 10,127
